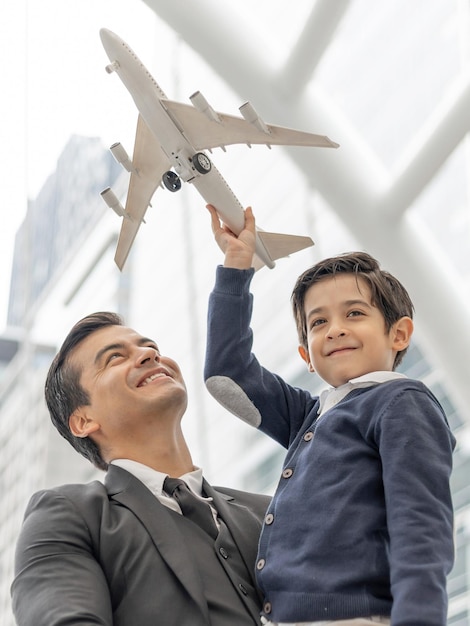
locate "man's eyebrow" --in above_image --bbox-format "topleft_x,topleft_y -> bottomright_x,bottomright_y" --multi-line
94,338 -> 159,365
139,337 -> 159,348
94,342 -> 125,365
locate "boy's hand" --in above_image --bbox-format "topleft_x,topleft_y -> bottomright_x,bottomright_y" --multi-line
207,204 -> 256,270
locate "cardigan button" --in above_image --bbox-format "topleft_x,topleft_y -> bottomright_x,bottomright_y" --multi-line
303,431 -> 314,441
264,601 -> 272,614
282,468 -> 293,479
256,558 -> 266,570
265,513 -> 274,525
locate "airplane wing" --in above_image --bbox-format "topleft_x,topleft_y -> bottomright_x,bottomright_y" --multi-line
191,162 -> 313,270
162,99 -> 338,151
114,114 -> 171,270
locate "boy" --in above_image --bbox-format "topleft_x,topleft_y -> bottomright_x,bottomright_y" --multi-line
204,205 -> 455,626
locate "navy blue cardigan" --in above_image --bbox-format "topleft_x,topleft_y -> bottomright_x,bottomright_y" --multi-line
205,266 -> 455,625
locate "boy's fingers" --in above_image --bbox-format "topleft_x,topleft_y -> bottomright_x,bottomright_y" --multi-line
244,206 -> 255,229
206,204 -> 222,233
207,203 -> 256,237
245,206 -> 254,218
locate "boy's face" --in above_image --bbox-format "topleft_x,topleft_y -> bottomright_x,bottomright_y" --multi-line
299,274 -> 411,388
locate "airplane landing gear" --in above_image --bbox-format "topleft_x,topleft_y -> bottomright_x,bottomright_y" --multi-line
192,152 -> 212,174
162,171 -> 182,192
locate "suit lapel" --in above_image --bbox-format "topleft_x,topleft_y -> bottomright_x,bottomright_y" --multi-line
204,480 -> 262,576
105,465 -> 210,622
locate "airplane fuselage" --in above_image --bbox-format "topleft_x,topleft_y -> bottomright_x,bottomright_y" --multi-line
100,28 -> 259,260
101,30 -> 205,184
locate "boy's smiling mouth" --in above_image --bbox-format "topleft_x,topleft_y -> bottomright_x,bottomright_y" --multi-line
327,346 -> 356,357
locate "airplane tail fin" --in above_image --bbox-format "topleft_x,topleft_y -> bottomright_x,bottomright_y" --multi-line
253,231 -> 314,270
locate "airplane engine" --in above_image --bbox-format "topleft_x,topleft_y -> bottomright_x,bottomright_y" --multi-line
239,102 -> 271,135
105,61 -> 120,74
101,187 -> 127,218
110,142 -> 135,173
190,91 -> 221,123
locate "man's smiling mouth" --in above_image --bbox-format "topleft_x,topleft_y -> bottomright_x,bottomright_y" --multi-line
138,372 -> 169,387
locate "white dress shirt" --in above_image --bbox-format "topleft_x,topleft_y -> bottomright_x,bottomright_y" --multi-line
111,459 -> 217,523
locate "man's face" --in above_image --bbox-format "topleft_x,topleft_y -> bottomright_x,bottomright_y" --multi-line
299,274 -> 405,388
69,325 -> 187,451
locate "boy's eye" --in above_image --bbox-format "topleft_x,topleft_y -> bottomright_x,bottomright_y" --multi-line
310,318 -> 326,328
347,310 -> 364,318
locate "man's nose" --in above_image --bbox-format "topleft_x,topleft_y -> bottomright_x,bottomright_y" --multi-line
136,346 -> 160,365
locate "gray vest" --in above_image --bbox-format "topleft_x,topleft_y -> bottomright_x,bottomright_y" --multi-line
167,508 -> 262,625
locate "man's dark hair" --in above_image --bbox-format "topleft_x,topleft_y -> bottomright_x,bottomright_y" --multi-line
45,312 -> 123,471
291,252 -> 414,369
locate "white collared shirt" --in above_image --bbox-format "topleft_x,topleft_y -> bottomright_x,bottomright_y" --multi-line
111,459 -> 214,516
317,370 -> 407,417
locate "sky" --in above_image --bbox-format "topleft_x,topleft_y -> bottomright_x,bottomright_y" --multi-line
0,0 -> 164,330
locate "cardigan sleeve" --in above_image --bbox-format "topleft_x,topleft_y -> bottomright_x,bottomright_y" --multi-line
374,382 -> 455,626
205,265 -> 317,448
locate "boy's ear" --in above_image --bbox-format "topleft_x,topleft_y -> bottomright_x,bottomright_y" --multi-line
69,409 -> 100,439
298,345 -> 315,373
391,316 -> 414,351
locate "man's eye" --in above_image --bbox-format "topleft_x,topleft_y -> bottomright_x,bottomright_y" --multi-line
107,353 -> 123,363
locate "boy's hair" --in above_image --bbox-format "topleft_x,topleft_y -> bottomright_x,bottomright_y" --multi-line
44,311 -> 123,471
291,252 -> 414,368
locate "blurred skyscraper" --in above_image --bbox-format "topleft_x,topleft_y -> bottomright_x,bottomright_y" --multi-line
7,136 -> 121,326
0,136 -> 122,624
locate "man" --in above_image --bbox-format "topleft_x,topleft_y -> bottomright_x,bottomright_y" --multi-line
11,312 -> 270,626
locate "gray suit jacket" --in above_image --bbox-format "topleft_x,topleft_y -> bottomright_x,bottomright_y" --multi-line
11,465 -> 271,626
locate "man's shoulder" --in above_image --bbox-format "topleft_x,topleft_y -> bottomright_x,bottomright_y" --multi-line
213,485 -> 271,509
28,479 -> 108,512
49,478 -> 107,496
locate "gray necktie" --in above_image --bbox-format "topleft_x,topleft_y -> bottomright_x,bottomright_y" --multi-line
164,476 -> 218,539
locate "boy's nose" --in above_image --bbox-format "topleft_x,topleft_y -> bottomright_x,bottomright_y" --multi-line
326,323 -> 346,339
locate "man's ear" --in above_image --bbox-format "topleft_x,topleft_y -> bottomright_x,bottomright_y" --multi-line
69,409 -> 100,439
298,345 -> 315,373
391,316 -> 414,351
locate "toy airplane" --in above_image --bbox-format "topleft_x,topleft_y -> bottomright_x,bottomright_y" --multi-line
99,28 -> 339,270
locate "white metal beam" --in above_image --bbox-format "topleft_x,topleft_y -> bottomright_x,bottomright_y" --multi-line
144,0 -> 470,420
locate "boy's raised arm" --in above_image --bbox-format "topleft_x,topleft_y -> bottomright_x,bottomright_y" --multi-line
207,204 -> 256,269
